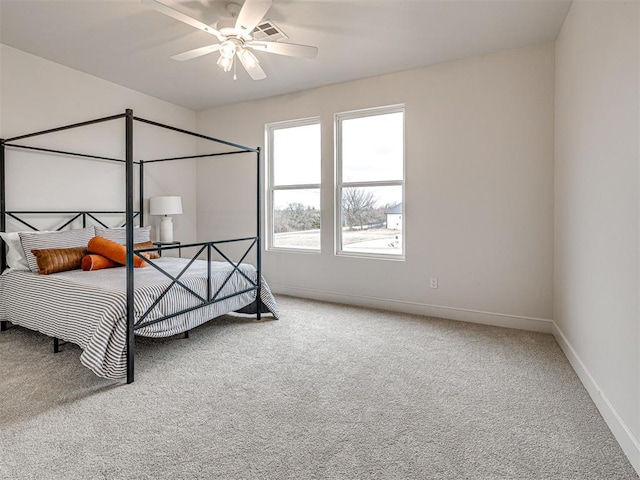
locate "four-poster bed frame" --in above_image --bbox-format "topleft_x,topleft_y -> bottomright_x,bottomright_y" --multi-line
0,109 -> 264,383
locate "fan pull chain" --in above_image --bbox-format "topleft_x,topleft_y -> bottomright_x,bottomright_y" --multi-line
233,59 -> 237,81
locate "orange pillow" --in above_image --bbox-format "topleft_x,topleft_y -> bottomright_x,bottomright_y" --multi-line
32,247 -> 87,275
82,254 -> 119,271
87,236 -> 147,268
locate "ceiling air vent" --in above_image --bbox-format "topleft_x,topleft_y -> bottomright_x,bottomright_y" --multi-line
252,20 -> 288,42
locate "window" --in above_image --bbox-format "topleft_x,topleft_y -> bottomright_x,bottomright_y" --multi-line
266,118 -> 321,251
336,105 -> 404,258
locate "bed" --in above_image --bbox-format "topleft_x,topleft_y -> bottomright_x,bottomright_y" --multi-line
0,109 -> 276,383
0,257 -> 278,379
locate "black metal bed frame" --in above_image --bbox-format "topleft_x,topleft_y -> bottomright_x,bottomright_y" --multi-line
0,109 -> 262,384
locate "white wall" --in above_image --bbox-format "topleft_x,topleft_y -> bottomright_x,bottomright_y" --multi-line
196,43 -> 555,331
3,11 -> 640,473
554,0 -> 640,471
0,45 -> 198,243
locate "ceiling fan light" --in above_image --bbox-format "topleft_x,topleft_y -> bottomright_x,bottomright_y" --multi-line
217,54 -> 233,72
220,40 -> 237,59
238,48 -> 259,69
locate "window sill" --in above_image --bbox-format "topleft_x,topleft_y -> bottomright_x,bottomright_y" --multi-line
267,247 -> 321,255
335,251 -> 405,262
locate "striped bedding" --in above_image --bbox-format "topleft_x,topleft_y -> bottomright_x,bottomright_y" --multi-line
0,258 -> 279,379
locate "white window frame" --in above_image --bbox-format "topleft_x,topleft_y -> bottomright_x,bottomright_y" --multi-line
335,104 -> 405,260
265,117 -> 321,253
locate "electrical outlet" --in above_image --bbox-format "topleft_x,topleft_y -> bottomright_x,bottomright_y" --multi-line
430,277 -> 439,289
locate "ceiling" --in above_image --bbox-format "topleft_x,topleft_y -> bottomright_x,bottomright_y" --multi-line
0,0 -> 572,111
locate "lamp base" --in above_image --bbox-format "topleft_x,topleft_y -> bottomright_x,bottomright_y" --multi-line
159,216 -> 174,243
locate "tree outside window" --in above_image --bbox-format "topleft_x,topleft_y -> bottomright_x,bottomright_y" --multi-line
336,106 -> 405,257
266,119 -> 321,251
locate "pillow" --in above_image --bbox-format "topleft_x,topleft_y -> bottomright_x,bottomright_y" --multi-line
82,254 -> 119,271
19,227 -> 96,273
87,236 -> 148,268
0,232 -> 29,271
0,231 -> 54,271
31,247 -> 88,275
134,241 -> 160,260
95,226 -> 151,244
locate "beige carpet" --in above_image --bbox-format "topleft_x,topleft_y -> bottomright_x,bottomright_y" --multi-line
0,295 -> 637,479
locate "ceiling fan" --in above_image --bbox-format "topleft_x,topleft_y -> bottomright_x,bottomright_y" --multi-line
142,0 -> 318,80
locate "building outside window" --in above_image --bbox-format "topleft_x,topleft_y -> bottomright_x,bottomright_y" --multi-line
335,105 -> 405,258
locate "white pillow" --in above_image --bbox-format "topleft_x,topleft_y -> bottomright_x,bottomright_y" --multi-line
95,226 -> 151,244
19,227 -> 96,273
0,231 -> 50,271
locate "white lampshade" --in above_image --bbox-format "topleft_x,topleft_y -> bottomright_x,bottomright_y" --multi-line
149,196 -> 183,216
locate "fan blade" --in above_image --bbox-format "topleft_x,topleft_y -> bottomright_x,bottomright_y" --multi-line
235,0 -> 273,35
247,41 -> 318,59
142,0 -> 226,41
171,44 -> 221,61
238,49 -> 267,80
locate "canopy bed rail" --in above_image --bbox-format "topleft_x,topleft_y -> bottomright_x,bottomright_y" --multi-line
3,211 -> 141,240
133,236 -> 260,330
0,109 -> 267,384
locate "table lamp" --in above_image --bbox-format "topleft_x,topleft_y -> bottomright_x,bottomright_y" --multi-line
149,196 -> 182,243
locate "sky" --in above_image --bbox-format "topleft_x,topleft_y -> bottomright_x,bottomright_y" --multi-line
272,111 -> 403,209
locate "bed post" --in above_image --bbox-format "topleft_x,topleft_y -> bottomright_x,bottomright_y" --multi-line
125,109 -> 135,384
139,160 -> 145,227
0,139 -> 6,272
256,147 -> 262,321
0,138 -> 6,332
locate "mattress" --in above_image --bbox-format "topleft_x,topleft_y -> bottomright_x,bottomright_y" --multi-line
0,258 -> 279,379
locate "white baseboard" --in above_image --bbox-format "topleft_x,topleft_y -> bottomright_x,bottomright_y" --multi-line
552,323 -> 640,475
270,284 -> 553,333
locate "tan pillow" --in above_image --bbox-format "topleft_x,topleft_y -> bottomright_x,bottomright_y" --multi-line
31,247 -> 88,275
134,241 -> 160,259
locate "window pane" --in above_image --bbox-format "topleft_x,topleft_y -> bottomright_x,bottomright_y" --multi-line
273,123 -> 321,186
340,185 -> 402,255
341,111 -> 403,183
273,189 -> 320,250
